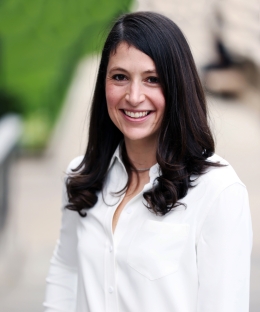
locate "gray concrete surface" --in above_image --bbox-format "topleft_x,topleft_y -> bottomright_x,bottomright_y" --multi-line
0,1 -> 259,311
0,56 -> 97,312
209,97 -> 260,311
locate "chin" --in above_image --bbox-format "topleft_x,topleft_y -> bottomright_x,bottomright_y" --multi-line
123,132 -> 158,144
125,137 -> 146,142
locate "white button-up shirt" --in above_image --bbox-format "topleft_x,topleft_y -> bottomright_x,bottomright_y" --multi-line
44,145 -> 252,312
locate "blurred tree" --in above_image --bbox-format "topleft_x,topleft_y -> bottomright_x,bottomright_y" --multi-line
0,0 -> 132,149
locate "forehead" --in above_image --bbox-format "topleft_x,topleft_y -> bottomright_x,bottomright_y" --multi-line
107,42 -> 156,71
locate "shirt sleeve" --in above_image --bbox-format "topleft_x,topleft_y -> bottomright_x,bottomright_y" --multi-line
43,160 -> 80,312
196,183 -> 253,312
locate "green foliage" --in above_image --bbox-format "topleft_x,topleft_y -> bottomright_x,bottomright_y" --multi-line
0,0 -> 132,149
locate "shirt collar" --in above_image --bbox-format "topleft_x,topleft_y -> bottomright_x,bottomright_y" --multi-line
149,162 -> 160,181
107,143 -> 124,172
107,142 -> 160,183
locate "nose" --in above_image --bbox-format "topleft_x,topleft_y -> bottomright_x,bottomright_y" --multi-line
125,81 -> 145,106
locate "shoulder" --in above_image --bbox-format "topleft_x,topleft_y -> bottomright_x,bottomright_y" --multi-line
190,155 -> 250,234
66,155 -> 84,175
198,153 -> 246,195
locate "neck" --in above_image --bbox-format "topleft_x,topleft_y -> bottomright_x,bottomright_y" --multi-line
124,137 -> 157,170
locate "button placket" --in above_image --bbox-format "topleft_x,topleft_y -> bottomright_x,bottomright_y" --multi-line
105,239 -> 118,311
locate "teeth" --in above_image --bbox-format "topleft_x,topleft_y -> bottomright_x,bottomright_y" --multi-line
124,111 -> 149,118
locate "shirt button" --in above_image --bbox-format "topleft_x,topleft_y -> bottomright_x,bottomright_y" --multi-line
108,286 -> 114,293
109,245 -> 113,252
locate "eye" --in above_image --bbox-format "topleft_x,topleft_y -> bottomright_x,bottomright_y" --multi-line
146,76 -> 160,84
112,74 -> 127,81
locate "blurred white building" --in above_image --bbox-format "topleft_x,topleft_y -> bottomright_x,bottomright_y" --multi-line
137,0 -> 260,71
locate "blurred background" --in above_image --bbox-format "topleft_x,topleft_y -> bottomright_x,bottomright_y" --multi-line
0,0 -> 259,311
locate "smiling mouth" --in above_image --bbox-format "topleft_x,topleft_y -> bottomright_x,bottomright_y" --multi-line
123,110 -> 151,119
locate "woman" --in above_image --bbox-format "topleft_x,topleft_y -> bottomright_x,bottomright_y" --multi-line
44,12 -> 252,312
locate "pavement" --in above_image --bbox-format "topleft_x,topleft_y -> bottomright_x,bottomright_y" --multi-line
0,1 -> 259,311
0,55 -> 98,312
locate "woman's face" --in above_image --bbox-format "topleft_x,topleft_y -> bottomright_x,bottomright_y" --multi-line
105,42 -> 165,145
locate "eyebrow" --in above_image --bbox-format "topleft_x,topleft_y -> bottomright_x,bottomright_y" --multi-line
108,67 -> 158,74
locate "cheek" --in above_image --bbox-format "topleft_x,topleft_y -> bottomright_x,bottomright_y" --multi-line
154,91 -> 166,113
154,92 -> 165,127
105,84 -> 120,126
105,84 -> 119,109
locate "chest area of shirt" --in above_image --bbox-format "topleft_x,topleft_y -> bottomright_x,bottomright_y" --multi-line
77,196 -> 193,281
77,188 -> 193,256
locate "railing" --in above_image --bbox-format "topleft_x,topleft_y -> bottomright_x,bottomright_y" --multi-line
0,114 -> 22,231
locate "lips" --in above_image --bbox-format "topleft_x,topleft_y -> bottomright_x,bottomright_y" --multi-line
123,110 -> 150,119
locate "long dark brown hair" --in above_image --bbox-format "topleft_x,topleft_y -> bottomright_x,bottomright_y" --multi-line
66,11 -> 220,217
